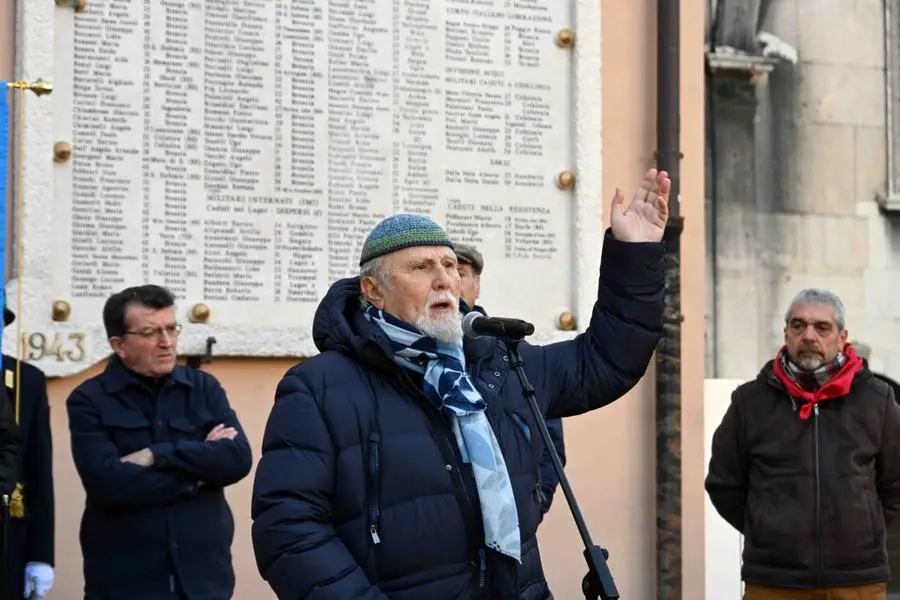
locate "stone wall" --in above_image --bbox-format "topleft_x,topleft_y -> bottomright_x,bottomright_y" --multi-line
711,0 -> 900,379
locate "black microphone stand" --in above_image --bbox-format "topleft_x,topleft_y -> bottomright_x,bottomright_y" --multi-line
503,336 -> 620,600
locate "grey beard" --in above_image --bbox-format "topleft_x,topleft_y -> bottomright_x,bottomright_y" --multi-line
795,355 -> 824,371
417,311 -> 463,344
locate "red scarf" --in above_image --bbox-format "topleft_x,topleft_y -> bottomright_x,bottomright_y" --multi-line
772,343 -> 863,420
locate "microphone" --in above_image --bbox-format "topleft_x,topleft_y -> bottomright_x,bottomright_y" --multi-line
462,311 -> 535,340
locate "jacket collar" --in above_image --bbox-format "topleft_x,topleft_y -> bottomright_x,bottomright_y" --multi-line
101,354 -> 194,394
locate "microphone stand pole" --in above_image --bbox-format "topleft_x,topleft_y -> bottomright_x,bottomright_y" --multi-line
503,337 -> 620,600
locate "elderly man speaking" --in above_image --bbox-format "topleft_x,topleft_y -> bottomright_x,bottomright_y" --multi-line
251,168 -> 670,600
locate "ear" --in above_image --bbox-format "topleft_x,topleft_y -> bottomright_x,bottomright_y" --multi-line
360,276 -> 386,309
473,276 -> 481,302
108,337 -> 127,359
840,329 -> 849,345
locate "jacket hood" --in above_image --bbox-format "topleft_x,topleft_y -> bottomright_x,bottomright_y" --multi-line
312,277 -> 496,368
312,277 -> 391,370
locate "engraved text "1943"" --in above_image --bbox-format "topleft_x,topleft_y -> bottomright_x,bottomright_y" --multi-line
20,332 -> 87,362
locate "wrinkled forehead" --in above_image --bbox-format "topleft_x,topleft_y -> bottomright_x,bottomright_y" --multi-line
787,302 -> 838,327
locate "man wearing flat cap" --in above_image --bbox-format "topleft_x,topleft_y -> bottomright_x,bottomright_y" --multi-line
454,242 -> 567,521
454,243 -> 485,314
252,168 -> 671,599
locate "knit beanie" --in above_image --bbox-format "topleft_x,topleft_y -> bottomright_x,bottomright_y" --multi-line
359,214 -> 454,266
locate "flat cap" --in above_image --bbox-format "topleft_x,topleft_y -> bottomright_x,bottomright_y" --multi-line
453,243 -> 483,275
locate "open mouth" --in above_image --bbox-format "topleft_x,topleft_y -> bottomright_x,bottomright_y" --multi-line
429,300 -> 454,311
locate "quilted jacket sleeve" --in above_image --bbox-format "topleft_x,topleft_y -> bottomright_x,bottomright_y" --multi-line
251,371 -> 388,600
528,229 -> 665,419
538,417 -> 566,515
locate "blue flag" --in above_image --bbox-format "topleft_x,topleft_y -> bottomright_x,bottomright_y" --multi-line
0,83 -> 8,350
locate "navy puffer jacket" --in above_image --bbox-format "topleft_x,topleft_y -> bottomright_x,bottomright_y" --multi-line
251,230 -> 664,599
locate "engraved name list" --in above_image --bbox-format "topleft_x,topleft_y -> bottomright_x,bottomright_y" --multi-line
62,0 -> 573,327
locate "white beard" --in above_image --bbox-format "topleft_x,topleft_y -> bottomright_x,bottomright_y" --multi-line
417,293 -> 463,344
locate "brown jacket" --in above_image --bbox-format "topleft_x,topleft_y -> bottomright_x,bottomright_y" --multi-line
706,361 -> 900,588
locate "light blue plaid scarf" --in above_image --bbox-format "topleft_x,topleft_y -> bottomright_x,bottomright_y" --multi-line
364,305 -> 522,562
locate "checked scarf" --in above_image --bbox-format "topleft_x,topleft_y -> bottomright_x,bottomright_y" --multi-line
780,350 -> 847,392
364,305 -> 522,562
772,344 -> 863,420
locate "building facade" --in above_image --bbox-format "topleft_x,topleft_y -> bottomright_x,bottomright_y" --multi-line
1,1 -> 707,598
707,0 -> 900,380
706,0 -> 900,596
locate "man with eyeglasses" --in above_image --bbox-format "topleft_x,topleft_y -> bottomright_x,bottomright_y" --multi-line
706,288 -> 900,600
65,284 -> 252,600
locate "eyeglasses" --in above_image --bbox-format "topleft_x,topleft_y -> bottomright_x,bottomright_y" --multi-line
123,323 -> 183,340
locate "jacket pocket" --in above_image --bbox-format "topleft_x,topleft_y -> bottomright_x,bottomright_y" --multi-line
867,486 -> 883,549
821,476 -> 884,570
511,408 -> 546,471
366,432 -> 382,547
744,479 -> 815,571
99,411 -> 153,454
168,416 -> 201,436
511,411 -> 532,443
507,409 -> 547,516
510,413 -> 547,505
168,413 -> 217,443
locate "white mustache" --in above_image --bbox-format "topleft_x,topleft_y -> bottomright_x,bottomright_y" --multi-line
426,292 -> 458,310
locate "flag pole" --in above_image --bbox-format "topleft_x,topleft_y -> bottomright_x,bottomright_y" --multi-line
2,79 -> 52,425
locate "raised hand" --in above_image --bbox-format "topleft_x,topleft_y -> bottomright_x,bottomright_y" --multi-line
610,168 -> 670,243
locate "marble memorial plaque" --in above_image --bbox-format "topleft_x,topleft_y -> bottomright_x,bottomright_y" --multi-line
10,0 -> 603,376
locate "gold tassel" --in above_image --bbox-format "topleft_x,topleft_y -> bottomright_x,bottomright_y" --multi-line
9,482 -> 24,518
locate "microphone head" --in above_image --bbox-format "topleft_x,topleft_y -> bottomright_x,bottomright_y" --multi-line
519,320 -> 535,336
461,311 -> 483,339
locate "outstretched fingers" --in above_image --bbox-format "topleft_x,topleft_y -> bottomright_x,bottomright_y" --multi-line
652,170 -> 671,204
633,168 -> 658,206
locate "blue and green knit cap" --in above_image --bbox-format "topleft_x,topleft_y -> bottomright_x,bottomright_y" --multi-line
359,213 -> 454,266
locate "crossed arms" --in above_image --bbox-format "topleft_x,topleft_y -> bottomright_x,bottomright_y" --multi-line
67,378 -> 252,508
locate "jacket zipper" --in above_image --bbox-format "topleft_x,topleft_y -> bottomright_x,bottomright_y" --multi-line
368,432 -> 382,545
813,404 -> 822,587
398,374 -> 484,586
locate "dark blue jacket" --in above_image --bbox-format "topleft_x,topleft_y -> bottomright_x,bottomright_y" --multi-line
3,355 -> 54,600
538,418 -> 565,517
466,304 -> 566,518
251,230 -> 664,600
66,357 -> 252,600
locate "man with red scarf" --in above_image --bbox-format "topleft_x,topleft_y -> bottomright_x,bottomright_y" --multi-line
706,288 -> 900,600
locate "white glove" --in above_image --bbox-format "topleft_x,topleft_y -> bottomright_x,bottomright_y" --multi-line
23,562 -> 54,599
